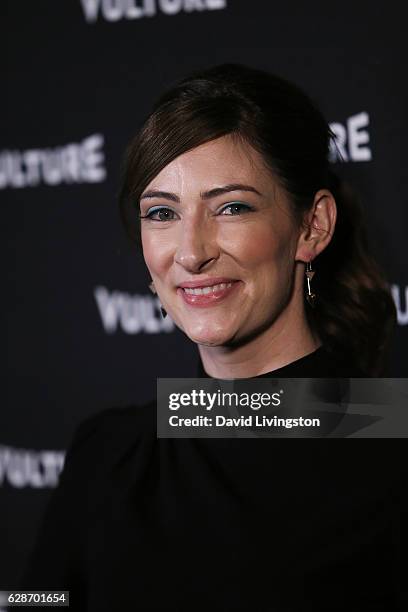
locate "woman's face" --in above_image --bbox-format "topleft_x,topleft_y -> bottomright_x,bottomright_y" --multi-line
140,135 -> 302,347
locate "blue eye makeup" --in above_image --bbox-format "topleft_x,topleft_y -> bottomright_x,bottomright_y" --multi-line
219,201 -> 253,215
139,206 -> 176,221
139,201 -> 254,222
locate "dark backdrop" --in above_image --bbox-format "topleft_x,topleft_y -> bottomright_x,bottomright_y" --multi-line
2,0 -> 407,593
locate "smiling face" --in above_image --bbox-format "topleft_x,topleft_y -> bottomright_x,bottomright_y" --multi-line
140,135 -> 303,347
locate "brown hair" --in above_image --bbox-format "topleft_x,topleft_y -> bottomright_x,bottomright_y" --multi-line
119,63 -> 396,375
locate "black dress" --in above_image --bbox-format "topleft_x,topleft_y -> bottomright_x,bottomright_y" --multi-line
21,347 -> 407,611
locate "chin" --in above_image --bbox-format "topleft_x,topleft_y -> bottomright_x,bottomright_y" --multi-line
195,338 -> 226,347
184,322 -> 233,347
189,333 -> 229,347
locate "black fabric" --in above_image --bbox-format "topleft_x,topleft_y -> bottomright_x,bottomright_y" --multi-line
197,345 -> 365,378
21,348 -> 407,611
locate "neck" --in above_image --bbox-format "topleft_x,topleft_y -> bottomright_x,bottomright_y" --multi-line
198,300 -> 320,379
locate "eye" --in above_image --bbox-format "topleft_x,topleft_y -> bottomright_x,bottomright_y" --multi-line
140,206 -> 177,222
219,202 -> 253,216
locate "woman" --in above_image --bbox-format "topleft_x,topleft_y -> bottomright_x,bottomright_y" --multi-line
22,64 -> 405,610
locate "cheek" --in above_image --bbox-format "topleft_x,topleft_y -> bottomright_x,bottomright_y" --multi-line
141,231 -> 171,274
228,222 -> 294,267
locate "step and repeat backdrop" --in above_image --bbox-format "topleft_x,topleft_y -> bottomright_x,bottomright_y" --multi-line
2,0 -> 407,592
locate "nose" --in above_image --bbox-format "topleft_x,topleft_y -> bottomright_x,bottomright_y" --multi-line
174,216 -> 219,273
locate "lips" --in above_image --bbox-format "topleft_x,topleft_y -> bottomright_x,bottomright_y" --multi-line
177,280 -> 240,308
178,277 -> 238,289
183,281 -> 234,295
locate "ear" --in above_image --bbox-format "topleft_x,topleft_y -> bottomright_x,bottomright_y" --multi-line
295,189 -> 337,262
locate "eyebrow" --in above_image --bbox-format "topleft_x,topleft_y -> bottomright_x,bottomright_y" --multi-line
140,183 -> 262,203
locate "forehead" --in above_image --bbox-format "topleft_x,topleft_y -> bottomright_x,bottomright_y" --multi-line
144,135 -> 275,194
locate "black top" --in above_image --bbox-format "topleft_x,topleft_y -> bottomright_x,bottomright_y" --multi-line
197,345 -> 365,378
21,347 -> 407,611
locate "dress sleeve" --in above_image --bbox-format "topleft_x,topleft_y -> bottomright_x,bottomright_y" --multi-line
19,409 -> 112,607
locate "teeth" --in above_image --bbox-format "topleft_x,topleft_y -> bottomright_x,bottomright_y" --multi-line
183,282 -> 233,295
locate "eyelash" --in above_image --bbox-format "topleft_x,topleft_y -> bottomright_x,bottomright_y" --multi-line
139,202 -> 253,222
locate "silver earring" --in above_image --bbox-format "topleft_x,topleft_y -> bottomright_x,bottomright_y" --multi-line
305,261 -> 317,307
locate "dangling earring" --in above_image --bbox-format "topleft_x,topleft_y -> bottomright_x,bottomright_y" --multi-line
305,261 -> 317,307
148,281 -> 167,318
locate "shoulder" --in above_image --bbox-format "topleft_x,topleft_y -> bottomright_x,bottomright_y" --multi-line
20,402 -> 155,590
60,402 -> 157,484
68,401 -> 156,450
37,402 -> 157,524
71,401 -> 156,443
